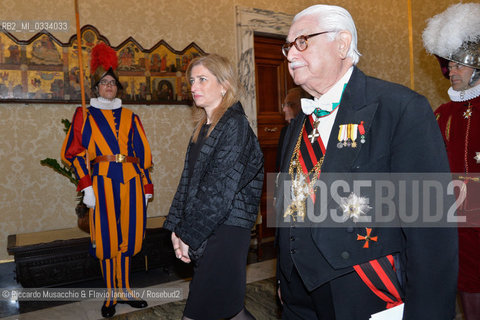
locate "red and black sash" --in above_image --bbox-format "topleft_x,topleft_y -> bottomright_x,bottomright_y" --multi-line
354,255 -> 404,309
297,116 -> 326,203
298,115 -> 326,175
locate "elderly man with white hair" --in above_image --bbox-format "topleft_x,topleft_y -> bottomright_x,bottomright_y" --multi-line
275,4 -> 458,319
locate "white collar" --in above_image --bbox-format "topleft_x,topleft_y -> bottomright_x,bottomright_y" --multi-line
448,85 -> 480,102
90,97 -> 122,110
315,66 -> 353,106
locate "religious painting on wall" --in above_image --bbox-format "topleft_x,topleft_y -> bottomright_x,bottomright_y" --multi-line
0,25 -> 205,104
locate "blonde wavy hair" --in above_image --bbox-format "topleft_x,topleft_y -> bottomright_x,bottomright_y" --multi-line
186,54 -> 242,142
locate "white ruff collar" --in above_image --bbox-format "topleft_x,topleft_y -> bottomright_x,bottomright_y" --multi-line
90,97 -> 122,110
448,85 -> 480,102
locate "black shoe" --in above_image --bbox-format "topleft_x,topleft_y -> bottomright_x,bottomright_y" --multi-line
101,304 -> 116,318
117,299 -> 148,308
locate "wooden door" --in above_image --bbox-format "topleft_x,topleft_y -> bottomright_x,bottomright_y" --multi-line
254,34 -> 295,238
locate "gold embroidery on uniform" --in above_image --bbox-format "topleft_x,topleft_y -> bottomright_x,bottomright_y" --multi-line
445,115 -> 451,142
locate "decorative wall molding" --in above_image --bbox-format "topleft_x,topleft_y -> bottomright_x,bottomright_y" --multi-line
0,25 -> 205,104
235,6 -> 293,131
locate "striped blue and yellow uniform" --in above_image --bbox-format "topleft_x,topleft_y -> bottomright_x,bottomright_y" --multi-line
61,106 -> 153,305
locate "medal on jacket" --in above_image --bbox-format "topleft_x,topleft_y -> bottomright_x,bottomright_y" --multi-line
346,124 -> 353,147
308,120 -> 321,143
338,123 -> 361,148
464,104 -> 472,119
337,124 -> 346,148
351,124 -> 358,148
339,192 -> 372,222
358,121 -> 366,144
357,227 -> 377,248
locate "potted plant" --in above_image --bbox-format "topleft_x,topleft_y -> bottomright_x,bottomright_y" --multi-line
40,119 -> 89,233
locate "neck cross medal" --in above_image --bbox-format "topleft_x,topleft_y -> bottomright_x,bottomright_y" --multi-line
308,120 -> 320,143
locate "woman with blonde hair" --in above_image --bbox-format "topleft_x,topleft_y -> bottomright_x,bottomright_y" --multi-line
163,53 -> 264,319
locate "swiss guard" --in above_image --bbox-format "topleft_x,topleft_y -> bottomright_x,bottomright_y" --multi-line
61,43 -> 153,318
423,3 -> 480,319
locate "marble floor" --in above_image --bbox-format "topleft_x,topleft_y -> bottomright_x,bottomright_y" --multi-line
0,241 -> 277,320
1,259 -> 276,320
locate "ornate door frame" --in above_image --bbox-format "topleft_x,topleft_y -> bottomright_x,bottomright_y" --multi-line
235,6 -> 293,132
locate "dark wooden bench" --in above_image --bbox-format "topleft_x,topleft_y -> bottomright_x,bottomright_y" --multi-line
7,217 -> 175,288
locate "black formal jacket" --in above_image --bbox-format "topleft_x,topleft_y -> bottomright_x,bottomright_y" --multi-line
164,102 -> 264,252
276,67 -> 458,319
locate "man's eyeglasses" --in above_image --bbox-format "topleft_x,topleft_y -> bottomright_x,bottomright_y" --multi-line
282,31 -> 333,57
99,79 -> 117,87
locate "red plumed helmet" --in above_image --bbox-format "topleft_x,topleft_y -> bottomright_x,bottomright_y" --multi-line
90,42 -> 122,89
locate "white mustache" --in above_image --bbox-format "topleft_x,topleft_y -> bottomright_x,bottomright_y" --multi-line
289,61 -> 305,69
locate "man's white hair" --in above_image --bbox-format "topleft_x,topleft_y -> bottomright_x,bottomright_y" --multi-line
293,4 -> 361,65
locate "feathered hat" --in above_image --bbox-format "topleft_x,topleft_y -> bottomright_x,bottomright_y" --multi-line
90,42 -> 123,89
422,3 -> 480,79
